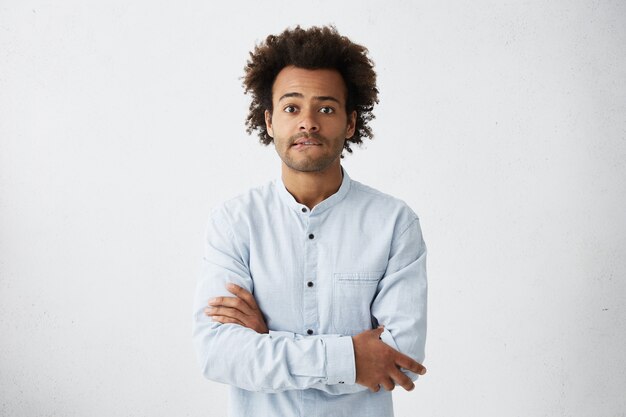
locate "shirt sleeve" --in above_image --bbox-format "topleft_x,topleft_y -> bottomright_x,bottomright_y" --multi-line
371,216 -> 428,382
192,212 -> 359,394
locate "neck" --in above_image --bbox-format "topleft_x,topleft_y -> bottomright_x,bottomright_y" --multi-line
281,162 -> 343,209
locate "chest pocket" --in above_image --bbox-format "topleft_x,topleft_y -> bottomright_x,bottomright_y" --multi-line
331,271 -> 383,336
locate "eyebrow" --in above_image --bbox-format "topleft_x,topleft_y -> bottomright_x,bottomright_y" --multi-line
278,92 -> 341,104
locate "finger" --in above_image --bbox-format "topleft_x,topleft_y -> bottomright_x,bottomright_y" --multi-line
210,315 -> 245,326
206,306 -> 248,322
208,297 -> 253,315
394,354 -> 427,376
372,326 -> 385,339
226,283 -> 259,310
390,368 -> 415,391
381,378 -> 395,391
205,306 -> 245,318
369,384 -> 381,393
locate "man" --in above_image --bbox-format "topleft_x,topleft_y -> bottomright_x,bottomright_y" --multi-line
193,25 -> 427,417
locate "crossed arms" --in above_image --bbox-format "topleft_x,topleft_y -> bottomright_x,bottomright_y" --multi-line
204,283 -> 426,392
192,213 -> 427,394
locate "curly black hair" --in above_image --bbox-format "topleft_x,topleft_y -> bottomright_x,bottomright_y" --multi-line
242,25 -> 379,155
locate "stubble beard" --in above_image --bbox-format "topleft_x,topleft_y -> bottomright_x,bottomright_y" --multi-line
276,132 -> 345,173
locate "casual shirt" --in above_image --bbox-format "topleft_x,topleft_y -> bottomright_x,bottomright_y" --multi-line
192,168 -> 427,417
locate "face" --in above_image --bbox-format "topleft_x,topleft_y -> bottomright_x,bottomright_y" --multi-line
265,66 -> 356,173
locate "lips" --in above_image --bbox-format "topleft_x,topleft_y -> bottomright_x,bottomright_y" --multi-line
292,143 -> 321,151
292,137 -> 322,147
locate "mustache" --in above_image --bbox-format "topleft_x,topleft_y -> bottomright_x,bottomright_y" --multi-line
288,132 -> 326,145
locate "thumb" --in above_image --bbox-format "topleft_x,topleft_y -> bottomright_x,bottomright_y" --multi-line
375,325 -> 385,338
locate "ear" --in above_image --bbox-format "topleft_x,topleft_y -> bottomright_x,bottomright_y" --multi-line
264,110 -> 274,138
346,110 -> 357,139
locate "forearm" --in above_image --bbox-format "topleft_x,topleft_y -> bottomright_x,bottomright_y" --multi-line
371,218 -> 428,381
193,275 -> 358,394
193,313 -> 356,393
267,331 -> 369,395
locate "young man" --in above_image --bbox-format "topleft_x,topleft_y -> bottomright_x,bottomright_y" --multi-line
193,26 -> 427,417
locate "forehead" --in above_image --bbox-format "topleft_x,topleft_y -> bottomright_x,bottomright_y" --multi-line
271,66 -> 347,103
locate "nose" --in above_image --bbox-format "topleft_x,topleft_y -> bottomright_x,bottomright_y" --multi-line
298,108 -> 319,133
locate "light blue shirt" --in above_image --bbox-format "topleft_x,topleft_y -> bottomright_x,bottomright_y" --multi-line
193,168 -> 427,417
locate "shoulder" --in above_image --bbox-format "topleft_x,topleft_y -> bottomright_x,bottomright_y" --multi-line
208,180 -> 278,225
348,179 -> 419,223
348,179 -> 425,249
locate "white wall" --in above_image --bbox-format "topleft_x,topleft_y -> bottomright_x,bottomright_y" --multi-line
1,1 -> 625,416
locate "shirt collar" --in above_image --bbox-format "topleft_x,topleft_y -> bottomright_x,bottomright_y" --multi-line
275,167 -> 352,214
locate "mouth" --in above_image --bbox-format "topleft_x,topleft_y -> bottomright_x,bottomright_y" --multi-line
290,136 -> 322,150
291,142 -> 322,150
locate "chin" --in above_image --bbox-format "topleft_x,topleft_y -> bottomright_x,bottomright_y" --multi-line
286,158 -> 339,173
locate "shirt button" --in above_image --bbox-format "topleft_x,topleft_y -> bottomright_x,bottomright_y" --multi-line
307,329 -> 313,335
307,281 -> 314,287
301,207 -> 307,213
308,234 -> 315,239
339,381 -> 344,384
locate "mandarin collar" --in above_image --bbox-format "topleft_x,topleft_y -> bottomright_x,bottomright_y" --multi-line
276,167 -> 352,215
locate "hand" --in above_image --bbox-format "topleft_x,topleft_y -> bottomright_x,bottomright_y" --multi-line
352,326 -> 426,392
204,283 -> 269,334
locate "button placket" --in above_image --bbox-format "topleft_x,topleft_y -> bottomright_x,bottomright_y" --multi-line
302,215 -> 319,337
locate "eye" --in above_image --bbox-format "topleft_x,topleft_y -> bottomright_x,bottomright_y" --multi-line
283,105 -> 297,113
319,107 -> 335,114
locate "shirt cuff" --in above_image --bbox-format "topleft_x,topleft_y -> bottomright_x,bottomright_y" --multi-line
379,327 -> 398,349
324,335 -> 356,385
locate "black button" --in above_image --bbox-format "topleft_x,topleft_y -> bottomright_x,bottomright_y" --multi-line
301,207 -> 307,213
339,381 -> 344,384
307,329 -> 313,335
307,281 -> 314,287
308,234 -> 314,239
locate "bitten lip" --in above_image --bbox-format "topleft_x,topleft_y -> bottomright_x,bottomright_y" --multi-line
292,137 -> 321,146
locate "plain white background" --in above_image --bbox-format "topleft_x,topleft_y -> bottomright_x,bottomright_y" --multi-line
1,1 -> 625,416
